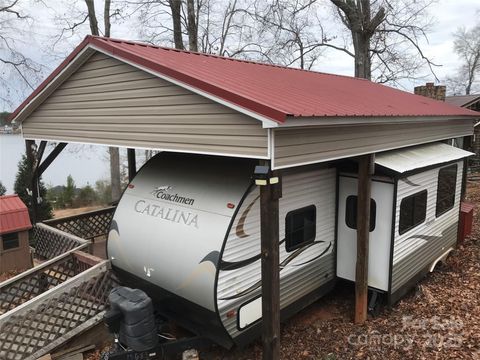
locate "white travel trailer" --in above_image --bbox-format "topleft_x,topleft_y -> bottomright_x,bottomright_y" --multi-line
108,152 -> 337,347
337,142 -> 472,305
108,142 -> 472,348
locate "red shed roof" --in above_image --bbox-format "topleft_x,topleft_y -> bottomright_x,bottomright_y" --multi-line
10,36 -> 479,124
0,195 -> 32,235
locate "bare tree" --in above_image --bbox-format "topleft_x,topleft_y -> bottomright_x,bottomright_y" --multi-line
104,0 -> 112,37
0,0 -> 45,109
169,0 -> 184,49
451,24 -> 480,95
330,0 -> 438,82
243,0 -> 327,70
133,0 -> 281,63
186,0 -> 198,51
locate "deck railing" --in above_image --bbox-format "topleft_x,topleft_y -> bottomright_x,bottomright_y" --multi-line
43,206 -> 115,241
32,223 -> 89,260
0,259 -> 116,360
0,247 -> 91,315
0,209 -> 118,360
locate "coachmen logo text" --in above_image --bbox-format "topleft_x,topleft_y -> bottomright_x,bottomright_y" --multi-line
151,186 -> 195,206
133,185 -> 198,228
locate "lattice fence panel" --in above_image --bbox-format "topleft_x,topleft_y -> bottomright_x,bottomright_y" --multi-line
0,267 -> 117,360
33,225 -> 86,261
44,207 -> 115,241
0,255 -> 85,315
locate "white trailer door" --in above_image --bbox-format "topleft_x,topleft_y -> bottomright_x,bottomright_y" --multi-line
336,176 -> 394,291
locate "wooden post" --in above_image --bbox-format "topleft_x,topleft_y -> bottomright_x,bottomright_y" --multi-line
355,154 -> 374,324
127,148 -> 137,181
25,140 -> 38,223
257,164 -> 282,360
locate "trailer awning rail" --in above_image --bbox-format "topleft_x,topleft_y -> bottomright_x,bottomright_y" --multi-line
375,142 -> 474,174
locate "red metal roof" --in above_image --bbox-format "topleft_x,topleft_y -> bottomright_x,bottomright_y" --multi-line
10,36 -> 479,124
0,195 -> 32,235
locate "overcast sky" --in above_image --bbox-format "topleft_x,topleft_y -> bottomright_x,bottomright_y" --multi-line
2,0 -> 479,112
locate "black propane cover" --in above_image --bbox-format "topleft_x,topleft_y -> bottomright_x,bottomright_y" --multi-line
106,286 -> 159,351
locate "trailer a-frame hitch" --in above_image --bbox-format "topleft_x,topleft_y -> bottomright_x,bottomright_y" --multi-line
105,336 -> 210,360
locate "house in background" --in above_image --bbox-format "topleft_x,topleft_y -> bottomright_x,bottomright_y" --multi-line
0,195 -> 33,273
445,95 -> 480,158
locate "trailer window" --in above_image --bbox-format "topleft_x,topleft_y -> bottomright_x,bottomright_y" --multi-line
285,205 -> 316,252
436,164 -> 458,217
399,190 -> 427,235
345,196 -> 377,232
2,233 -> 19,251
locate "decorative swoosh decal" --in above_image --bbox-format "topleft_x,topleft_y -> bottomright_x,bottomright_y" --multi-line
403,222 -> 458,244
401,178 -> 421,187
110,219 -> 119,235
235,194 -> 260,238
405,234 -> 442,242
290,242 -> 333,267
200,251 -> 220,266
218,240 -> 333,300
219,239 -> 286,271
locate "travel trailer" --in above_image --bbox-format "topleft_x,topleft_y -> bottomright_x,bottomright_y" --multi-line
108,142 -> 472,348
108,152 -> 337,347
337,142 -> 472,305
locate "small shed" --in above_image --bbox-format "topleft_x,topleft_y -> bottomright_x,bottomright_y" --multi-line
0,195 -> 33,273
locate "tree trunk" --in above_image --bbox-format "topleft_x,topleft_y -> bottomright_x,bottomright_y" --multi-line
353,33 -> 371,80
169,0 -> 184,50
186,0 -> 198,51
109,147 -> 121,201
85,0 -> 99,35
104,0 -> 111,37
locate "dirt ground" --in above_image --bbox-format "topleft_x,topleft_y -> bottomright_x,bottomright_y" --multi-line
89,179 -> 480,360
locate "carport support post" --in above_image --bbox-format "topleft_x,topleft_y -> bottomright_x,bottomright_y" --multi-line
127,148 -> 136,181
355,154 -> 375,324
256,163 -> 282,360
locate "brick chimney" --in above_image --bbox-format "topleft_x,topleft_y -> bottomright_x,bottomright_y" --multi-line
414,82 -> 446,101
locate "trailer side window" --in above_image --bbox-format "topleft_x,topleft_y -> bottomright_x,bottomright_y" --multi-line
285,205 -> 316,252
345,196 -> 377,232
399,190 -> 427,235
1,232 -> 19,251
436,164 -> 458,217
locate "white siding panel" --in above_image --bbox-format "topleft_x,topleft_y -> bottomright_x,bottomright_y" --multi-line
22,52 -> 268,158
391,161 -> 463,293
217,167 -> 337,339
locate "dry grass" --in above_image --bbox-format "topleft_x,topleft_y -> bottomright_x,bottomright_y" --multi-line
53,206 -> 104,218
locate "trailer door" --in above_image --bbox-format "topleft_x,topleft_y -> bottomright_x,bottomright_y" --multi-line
336,175 -> 394,291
